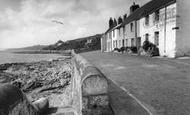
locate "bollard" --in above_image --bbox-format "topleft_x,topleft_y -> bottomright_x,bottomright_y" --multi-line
82,66 -> 108,96
81,66 -> 112,115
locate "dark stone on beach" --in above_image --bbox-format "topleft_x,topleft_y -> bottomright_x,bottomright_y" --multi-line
12,80 -> 23,88
0,84 -> 38,115
0,84 -> 23,110
23,79 -> 43,93
0,63 -> 12,71
32,97 -> 49,113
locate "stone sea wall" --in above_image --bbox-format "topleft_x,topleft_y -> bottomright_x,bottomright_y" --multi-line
71,51 -> 114,115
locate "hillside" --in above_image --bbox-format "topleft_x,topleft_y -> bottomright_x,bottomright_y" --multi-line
43,34 -> 102,53
5,34 -> 102,53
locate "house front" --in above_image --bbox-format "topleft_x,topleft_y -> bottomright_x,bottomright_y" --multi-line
101,0 -> 190,57
139,0 -> 177,57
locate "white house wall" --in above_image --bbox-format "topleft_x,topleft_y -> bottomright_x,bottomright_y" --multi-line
111,26 -> 126,49
125,21 -> 137,47
139,3 -> 177,57
106,33 -> 112,52
119,28 -> 122,48
101,34 -> 107,52
112,30 -> 115,49
176,0 -> 190,56
112,29 -> 118,49
165,3 -> 177,57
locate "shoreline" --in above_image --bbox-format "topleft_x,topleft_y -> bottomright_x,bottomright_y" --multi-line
2,50 -> 72,55
0,51 -> 68,65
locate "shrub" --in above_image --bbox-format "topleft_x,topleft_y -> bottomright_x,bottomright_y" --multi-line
113,48 -> 120,52
130,47 -> 137,53
120,47 -> 125,53
142,40 -> 159,56
143,40 -> 151,51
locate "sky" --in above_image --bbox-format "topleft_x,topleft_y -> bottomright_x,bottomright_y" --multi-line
0,0 -> 150,49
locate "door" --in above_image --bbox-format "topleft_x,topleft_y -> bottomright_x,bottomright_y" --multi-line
122,39 -> 125,47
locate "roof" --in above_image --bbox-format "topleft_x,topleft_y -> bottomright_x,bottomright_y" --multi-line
105,24 -> 122,34
121,0 -> 176,27
105,0 -> 176,33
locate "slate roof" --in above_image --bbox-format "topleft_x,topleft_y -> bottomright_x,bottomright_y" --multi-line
105,0 -> 176,33
121,0 -> 176,26
105,24 -> 122,34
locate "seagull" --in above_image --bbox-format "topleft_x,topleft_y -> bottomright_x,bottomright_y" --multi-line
52,20 -> 64,25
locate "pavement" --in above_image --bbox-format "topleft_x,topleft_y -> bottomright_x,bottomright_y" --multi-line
81,51 -> 190,115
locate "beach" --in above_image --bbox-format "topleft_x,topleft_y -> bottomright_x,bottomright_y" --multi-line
0,55 -> 73,109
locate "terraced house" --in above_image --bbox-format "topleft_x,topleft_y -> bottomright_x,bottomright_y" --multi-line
101,0 -> 190,58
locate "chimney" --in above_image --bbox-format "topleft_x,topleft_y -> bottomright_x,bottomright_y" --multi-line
123,14 -> 127,21
130,2 -> 140,14
118,17 -> 123,24
109,17 -> 114,28
114,18 -> 117,26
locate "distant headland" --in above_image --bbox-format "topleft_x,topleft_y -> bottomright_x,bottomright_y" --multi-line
4,34 -> 102,54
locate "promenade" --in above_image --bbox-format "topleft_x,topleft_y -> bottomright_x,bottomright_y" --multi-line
81,51 -> 190,115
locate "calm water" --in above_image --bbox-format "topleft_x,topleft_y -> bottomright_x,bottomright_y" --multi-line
0,52 -> 63,64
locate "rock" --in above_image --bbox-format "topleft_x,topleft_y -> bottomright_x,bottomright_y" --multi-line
0,63 -> 12,71
23,79 -> 43,93
0,84 -> 38,115
32,97 -> 49,113
0,84 -> 24,110
12,80 -> 23,88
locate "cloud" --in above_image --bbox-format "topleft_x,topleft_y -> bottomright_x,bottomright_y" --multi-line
0,0 -> 150,49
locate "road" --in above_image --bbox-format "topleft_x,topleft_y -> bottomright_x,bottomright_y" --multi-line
81,51 -> 190,115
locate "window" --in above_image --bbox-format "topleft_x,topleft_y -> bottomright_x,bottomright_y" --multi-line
116,40 -> 118,48
113,41 -> 115,48
126,39 -> 128,46
130,23 -> 134,32
107,42 -> 110,51
123,26 -> 126,36
145,33 -> 149,41
122,39 -> 125,47
138,37 -> 141,47
154,32 -> 159,46
109,32 -> 112,39
131,38 -> 135,47
155,10 -> 159,22
145,15 -> 149,26
118,29 -> 120,36
119,40 -> 121,47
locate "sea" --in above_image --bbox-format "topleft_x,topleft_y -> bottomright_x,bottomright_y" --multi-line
0,51 -> 63,64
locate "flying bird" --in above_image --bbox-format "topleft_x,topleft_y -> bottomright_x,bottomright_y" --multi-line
52,20 -> 64,25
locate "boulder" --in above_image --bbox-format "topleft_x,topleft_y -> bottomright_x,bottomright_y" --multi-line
0,84 -> 38,115
32,97 -> 49,113
0,84 -> 23,111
